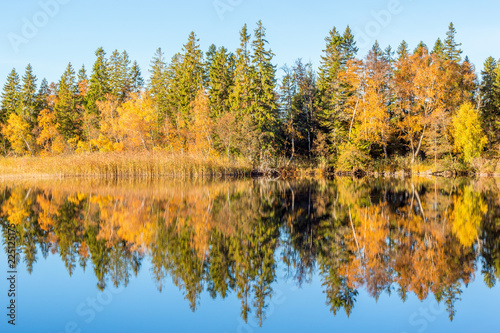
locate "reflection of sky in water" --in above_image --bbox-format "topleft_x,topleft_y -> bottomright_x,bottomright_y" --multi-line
1,178 -> 499,332
8,249 -> 499,333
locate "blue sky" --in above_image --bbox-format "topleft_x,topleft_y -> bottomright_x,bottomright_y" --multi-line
0,0 -> 498,86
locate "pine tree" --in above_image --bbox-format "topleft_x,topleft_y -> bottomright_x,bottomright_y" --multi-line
292,60 -> 317,157
109,50 -> 131,101
207,46 -> 234,118
130,61 -> 144,94
20,64 -> 38,127
149,48 -> 169,125
480,57 -> 499,148
229,24 -> 253,118
78,65 -> 88,83
414,41 -> 428,54
1,69 -> 21,123
397,41 -> 409,61
250,20 -> 278,164
37,78 -> 50,112
87,47 -> 110,115
341,26 -> 358,64
432,38 -> 445,59
444,23 -> 462,62
317,27 -> 346,157
55,63 -> 79,141
166,32 -> 205,128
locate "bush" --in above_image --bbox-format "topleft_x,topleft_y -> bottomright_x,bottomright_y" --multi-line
335,143 -> 371,173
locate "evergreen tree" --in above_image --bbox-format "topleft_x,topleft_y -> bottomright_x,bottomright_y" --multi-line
292,60 -> 317,157
480,57 -> 499,148
250,20 -> 278,163
1,69 -> 21,123
397,41 -> 409,61
130,61 -> 144,94
229,24 -> 253,118
36,78 -> 50,112
444,23 -> 462,62
166,32 -> 205,127
207,46 -> 234,118
149,47 -> 169,123
109,50 -> 131,101
87,47 -> 110,114
414,41 -> 428,54
78,65 -> 88,83
341,26 -> 358,64
54,63 -> 79,141
317,27 -> 346,157
20,64 -> 38,126
432,38 -> 445,59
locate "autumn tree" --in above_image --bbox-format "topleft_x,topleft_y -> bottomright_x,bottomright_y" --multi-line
189,90 -> 214,158
2,113 -> 34,155
452,102 -> 488,164
116,93 -> 161,151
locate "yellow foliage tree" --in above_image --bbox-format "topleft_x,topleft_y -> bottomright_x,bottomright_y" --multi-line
37,109 -> 66,156
94,95 -> 123,152
116,93 -> 160,151
189,90 -> 214,158
2,113 -> 34,156
452,102 -> 488,163
452,186 -> 487,247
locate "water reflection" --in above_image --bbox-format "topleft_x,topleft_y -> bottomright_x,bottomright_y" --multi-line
1,177 -> 500,326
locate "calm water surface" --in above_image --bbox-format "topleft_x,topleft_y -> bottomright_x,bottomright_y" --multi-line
1,177 -> 499,332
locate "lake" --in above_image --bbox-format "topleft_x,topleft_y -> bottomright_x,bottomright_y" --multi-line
1,177 -> 499,332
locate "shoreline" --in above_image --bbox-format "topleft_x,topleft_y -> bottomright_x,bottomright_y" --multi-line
0,152 -> 499,180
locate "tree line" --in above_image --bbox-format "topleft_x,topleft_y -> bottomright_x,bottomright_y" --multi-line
1,21 -> 499,171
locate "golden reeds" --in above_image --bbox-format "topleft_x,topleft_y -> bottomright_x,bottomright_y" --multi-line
0,151 -> 252,179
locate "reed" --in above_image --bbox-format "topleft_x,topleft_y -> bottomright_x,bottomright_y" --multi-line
0,151 -> 252,179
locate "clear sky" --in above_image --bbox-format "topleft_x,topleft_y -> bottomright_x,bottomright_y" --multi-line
0,0 -> 498,85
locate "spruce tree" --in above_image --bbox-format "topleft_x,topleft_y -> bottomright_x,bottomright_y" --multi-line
149,48 -> 169,123
317,27 -> 346,156
87,47 -> 110,114
397,41 -> 409,61
1,69 -> 21,123
166,32 -> 205,127
250,20 -> 278,163
432,38 -> 445,59
55,63 -> 79,141
130,61 -> 144,94
444,23 -> 462,62
414,41 -> 428,54
480,57 -> 499,148
229,24 -> 252,118
20,64 -> 38,126
109,50 -> 131,101
207,46 -> 234,118
37,78 -> 50,112
341,26 -> 358,64
78,65 -> 88,83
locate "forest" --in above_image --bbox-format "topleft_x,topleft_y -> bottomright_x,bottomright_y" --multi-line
1,21 -> 500,175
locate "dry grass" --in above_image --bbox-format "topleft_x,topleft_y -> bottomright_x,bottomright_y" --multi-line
0,151 -> 252,179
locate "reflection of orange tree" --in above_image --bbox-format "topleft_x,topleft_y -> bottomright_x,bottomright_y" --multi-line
338,178 -> 477,320
0,177 -> 497,325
